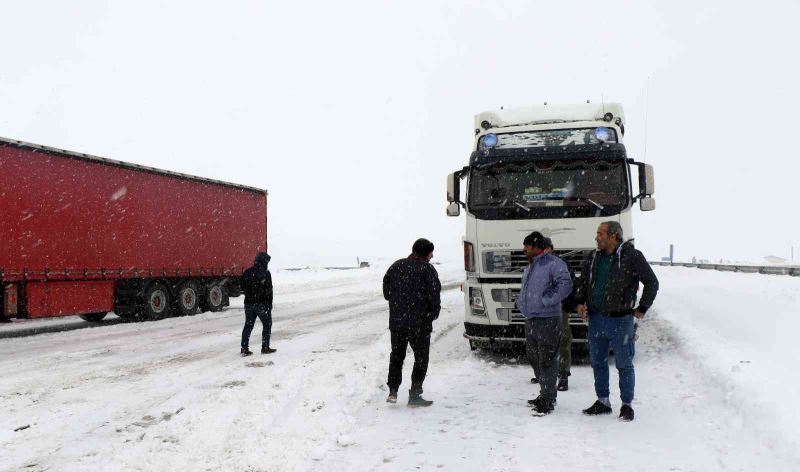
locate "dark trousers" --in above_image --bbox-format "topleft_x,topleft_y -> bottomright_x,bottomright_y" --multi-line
525,316 -> 561,401
387,329 -> 431,394
241,303 -> 272,350
559,310 -> 572,376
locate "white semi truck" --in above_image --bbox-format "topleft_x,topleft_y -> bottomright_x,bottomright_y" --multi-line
446,103 -> 655,349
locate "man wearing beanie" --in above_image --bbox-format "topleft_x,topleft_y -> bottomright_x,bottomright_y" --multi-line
241,252 -> 276,356
383,238 -> 441,407
516,231 -> 573,415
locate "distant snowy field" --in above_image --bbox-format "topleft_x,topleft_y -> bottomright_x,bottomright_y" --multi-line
1,264 -> 798,471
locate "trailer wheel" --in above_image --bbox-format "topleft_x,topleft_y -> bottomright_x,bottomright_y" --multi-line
80,312 -> 108,322
143,282 -> 172,320
176,281 -> 201,316
204,283 -> 225,312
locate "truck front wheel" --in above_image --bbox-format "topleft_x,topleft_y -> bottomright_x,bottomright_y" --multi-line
143,282 -> 172,320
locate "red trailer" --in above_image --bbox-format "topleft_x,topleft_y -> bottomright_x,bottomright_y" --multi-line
0,137 -> 267,321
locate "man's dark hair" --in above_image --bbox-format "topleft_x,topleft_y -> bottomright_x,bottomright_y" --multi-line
523,231 -> 548,249
412,238 -> 434,257
543,237 -> 554,250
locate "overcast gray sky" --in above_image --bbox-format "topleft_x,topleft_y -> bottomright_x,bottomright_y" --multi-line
2,0 -> 798,267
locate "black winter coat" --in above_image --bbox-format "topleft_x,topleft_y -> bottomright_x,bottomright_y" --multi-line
383,256 -> 442,333
575,241 -> 659,315
554,254 -> 578,313
243,253 -> 273,306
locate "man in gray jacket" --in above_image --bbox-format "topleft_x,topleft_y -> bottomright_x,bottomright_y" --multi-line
516,231 -> 573,415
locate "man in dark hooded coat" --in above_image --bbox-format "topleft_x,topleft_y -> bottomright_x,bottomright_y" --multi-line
241,252 -> 276,356
382,238 -> 441,407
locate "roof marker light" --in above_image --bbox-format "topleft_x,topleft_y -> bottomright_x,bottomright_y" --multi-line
480,133 -> 498,149
594,127 -> 612,143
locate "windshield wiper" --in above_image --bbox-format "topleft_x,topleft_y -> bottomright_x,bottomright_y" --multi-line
571,196 -> 604,217
574,197 -> 604,211
499,198 -> 531,213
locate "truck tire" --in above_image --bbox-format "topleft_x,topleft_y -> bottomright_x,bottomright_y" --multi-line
176,280 -> 201,316
143,282 -> 172,320
204,282 -> 225,312
80,312 -> 108,322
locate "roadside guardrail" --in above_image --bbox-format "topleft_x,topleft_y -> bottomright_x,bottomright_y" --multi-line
649,261 -> 800,277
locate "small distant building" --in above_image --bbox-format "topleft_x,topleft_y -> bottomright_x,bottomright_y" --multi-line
764,255 -> 787,264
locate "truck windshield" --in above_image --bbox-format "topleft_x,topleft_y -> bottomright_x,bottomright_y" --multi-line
468,159 -> 629,220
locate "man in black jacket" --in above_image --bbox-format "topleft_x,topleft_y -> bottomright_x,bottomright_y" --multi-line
575,221 -> 659,422
383,238 -> 441,407
241,252 -> 276,356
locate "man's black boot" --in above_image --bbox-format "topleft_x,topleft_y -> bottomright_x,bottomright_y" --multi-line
619,404 -> 635,422
241,347 -> 253,357
407,390 -> 433,408
557,375 -> 569,391
261,346 -> 277,354
582,400 -> 613,415
528,395 -> 556,407
533,398 -> 555,415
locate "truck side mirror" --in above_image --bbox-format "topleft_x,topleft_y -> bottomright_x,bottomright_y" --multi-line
446,202 -> 461,217
447,172 -> 461,203
639,196 -> 656,211
637,163 -> 655,196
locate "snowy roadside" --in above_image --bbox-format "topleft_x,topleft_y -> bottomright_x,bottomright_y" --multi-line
647,267 -> 800,463
1,263 -> 798,471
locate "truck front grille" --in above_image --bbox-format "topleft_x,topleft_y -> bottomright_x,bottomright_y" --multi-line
483,249 -> 588,274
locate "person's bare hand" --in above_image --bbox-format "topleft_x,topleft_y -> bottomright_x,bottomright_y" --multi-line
576,304 -> 587,321
633,310 -> 645,319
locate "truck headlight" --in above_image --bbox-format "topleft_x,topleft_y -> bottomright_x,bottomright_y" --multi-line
469,288 -> 486,316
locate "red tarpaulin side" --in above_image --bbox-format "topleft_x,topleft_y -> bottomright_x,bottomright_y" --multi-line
0,143 -> 267,280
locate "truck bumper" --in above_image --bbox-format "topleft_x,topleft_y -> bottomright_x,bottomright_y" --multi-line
463,322 -> 525,347
463,317 -> 589,348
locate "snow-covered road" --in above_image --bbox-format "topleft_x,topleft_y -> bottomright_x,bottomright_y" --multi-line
1,264 -> 798,471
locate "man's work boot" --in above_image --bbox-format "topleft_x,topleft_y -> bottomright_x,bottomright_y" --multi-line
386,390 -> 398,404
407,390 -> 433,408
557,375 -> 569,391
533,398 -> 555,416
619,404 -> 635,422
582,400 -> 613,415
261,347 -> 277,354
241,347 -> 253,357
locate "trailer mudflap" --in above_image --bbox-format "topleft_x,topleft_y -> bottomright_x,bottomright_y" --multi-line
26,281 -> 114,318
4,284 -> 18,316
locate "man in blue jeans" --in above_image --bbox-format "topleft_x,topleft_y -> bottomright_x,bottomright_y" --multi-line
575,221 -> 659,422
